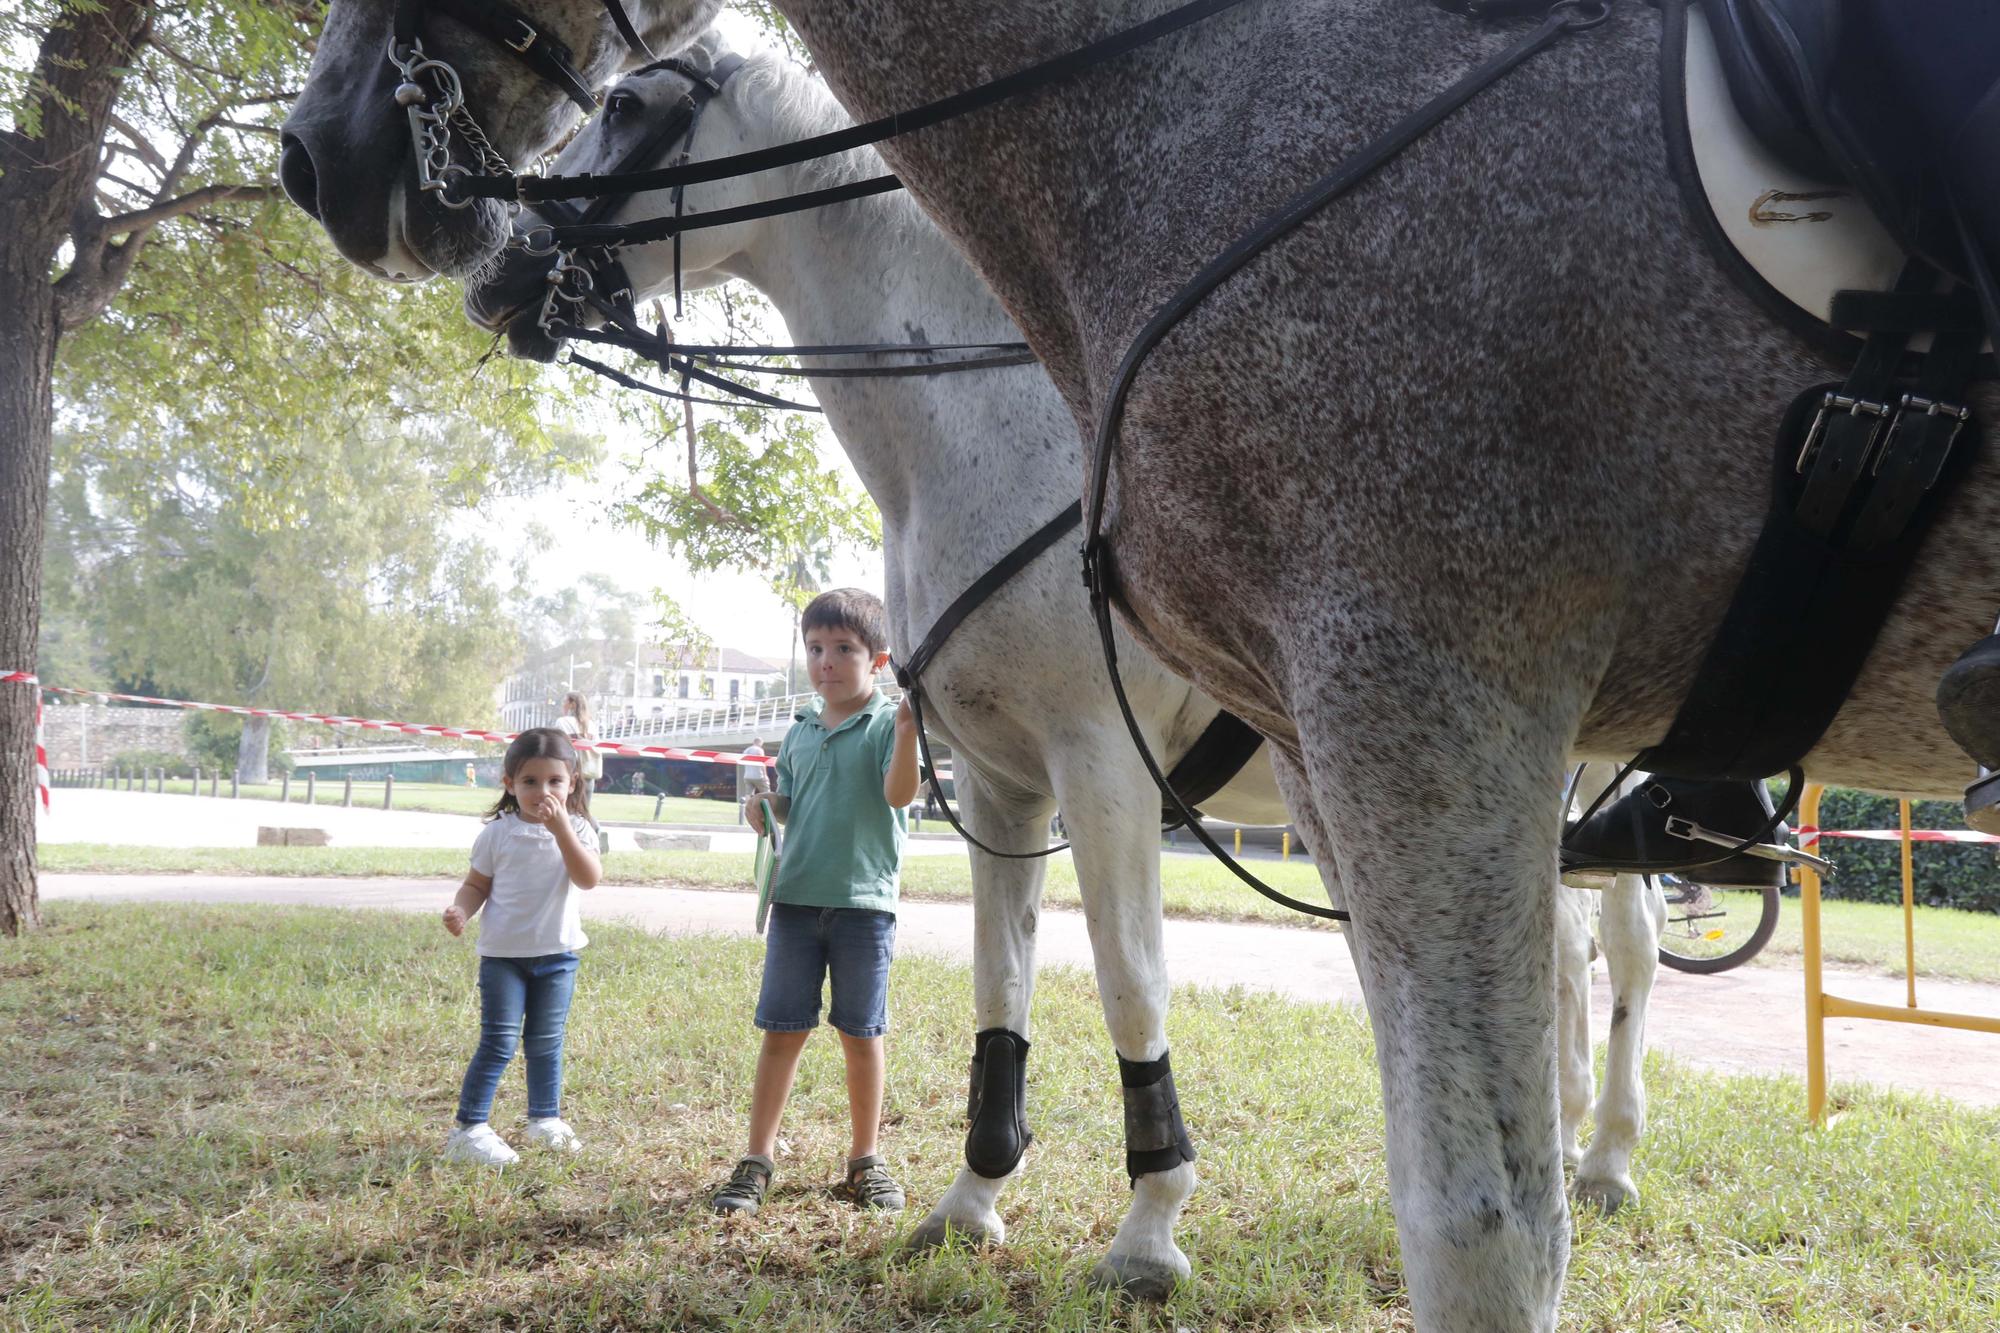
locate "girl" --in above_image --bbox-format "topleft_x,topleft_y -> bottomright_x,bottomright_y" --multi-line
441,727 -> 602,1165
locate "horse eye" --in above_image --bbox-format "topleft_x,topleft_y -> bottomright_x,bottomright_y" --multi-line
607,92 -> 636,117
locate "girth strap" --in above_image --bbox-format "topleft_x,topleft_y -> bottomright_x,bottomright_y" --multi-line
1160,711 -> 1263,829
1637,261 -> 1985,782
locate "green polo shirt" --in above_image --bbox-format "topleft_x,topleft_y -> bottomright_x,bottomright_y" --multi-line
771,690 -> 906,913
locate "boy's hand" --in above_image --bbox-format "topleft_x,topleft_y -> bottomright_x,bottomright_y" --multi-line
744,793 -> 770,836
894,697 -> 916,739
443,905 -> 467,937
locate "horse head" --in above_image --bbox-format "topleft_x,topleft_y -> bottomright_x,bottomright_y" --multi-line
281,0 -> 721,282
464,30 -> 794,359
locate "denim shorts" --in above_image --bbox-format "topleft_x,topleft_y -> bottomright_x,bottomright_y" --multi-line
755,904 -> 897,1037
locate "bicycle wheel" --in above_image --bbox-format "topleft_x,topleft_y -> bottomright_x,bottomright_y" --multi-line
1653,874 -> 1781,975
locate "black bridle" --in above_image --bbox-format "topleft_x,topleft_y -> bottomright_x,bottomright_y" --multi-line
387,0 -> 654,210
522,52 -> 1037,413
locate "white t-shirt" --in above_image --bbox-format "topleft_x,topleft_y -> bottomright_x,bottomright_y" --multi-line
469,812 -> 593,957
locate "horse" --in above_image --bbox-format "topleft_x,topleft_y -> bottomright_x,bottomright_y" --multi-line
285,3 -> 1979,1326
461,25 -> 1670,1263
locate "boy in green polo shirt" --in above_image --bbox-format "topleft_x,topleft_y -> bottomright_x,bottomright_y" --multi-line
713,588 -> 920,1216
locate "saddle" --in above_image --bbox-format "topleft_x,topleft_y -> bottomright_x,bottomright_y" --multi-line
1704,0 -> 2000,307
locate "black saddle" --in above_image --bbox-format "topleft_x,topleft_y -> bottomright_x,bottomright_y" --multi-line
1704,0 -> 2000,300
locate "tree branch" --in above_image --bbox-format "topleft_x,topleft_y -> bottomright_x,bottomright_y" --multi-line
101,182 -> 273,234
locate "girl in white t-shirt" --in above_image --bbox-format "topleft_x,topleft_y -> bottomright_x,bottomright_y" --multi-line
440,727 -> 603,1166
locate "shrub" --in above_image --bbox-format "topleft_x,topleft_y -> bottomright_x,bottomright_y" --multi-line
1809,788 -> 2000,915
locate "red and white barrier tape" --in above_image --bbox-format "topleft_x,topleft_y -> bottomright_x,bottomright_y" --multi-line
2,672 -> 51,811
1795,825 -> 2000,847
3,674 -> 775,781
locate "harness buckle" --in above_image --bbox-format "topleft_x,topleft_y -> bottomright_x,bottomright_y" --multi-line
1874,393 -> 1973,489
1795,391 -> 1892,475
505,21 -> 540,54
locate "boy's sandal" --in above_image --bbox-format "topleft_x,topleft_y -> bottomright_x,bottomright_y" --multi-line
832,1154 -> 905,1211
713,1156 -> 772,1216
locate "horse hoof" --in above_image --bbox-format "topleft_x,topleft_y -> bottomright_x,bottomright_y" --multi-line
1088,1253 -> 1186,1301
903,1212 -> 1002,1252
1573,1172 -> 1638,1214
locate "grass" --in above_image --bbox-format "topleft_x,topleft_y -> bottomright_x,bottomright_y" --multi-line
3,904 -> 1998,1330
77,778 -> 744,825
39,843 -> 2000,985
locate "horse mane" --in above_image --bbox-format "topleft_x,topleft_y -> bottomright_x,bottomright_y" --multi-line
730,44 -> 920,212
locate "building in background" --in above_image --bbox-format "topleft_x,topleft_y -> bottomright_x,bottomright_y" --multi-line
498,639 -> 787,733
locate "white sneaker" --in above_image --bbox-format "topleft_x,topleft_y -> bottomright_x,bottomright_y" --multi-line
444,1122 -> 520,1166
524,1117 -> 582,1152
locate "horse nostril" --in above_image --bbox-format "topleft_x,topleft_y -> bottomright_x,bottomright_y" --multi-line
279,135 -> 322,220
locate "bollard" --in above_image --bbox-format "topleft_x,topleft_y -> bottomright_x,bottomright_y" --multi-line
1282,830 -> 1291,861
154,769 -> 164,795
653,793 -> 665,822
343,776 -> 353,808
281,772 -> 292,803
1234,827 -> 1242,855
305,771 -> 316,806
383,772 -> 394,810
230,774 -> 239,799
208,771 -> 218,798
192,766 -> 201,796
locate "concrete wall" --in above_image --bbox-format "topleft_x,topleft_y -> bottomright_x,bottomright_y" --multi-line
40,704 -> 186,767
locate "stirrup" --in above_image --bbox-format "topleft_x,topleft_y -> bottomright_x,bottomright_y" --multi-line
1561,776 -> 1824,884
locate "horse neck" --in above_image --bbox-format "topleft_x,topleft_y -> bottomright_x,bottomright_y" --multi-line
722,166 -> 1079,543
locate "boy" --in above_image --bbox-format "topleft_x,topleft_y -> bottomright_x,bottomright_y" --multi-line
713,588 -> 920,1216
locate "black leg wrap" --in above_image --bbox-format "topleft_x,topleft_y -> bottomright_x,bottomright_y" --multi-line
964,1027 -> 1032,1179
1119,1049 -> 1197,1185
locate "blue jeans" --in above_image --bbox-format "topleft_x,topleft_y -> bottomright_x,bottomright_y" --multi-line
755,904 -> 897,1037
456,953 -> 580,1125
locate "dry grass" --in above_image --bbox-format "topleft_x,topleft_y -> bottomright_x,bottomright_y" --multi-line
4,905 -> 1998,1330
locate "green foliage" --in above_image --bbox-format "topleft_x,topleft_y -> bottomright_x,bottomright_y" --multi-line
1813,788 -> 2000,914
182,712 -> 291,776
106,748 -> 192,778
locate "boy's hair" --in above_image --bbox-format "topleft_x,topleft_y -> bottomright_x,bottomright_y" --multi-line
800,587 -> 890,655
486,727 -> 590,822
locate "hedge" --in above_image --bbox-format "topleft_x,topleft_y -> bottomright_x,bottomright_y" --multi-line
1808,788 -> 2000,915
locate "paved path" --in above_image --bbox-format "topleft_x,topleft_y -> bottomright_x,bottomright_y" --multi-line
32,789 -> 973,857
39,873 -> 2000,1107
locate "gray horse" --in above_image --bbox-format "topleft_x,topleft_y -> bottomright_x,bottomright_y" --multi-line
282,3 -> 1996,1327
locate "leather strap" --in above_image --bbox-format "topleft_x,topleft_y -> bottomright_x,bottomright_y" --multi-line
458,0 -> 1272,204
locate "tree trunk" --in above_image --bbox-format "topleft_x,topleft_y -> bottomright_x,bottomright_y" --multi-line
0,263 -> 57,937
236,715 -> 272,785
0,0 -> 156,937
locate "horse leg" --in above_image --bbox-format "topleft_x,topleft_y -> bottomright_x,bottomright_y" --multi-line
905,765 -> 1053,1251
1056,755 -> 1195,1300
1280,676 -> 1576,1333
1553,883 -> 1596,1169
1574,872 -> 1663,1212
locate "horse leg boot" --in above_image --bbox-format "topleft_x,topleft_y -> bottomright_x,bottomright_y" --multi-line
1284,678 -> 1575,1333
1553,883 -> 1597,1169
1057,750 -> 1195,1299
905,767 -> 1053,1251
1574,872 -> 1664,1212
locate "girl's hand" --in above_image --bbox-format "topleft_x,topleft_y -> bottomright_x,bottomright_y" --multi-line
524,791 -> 565,827
443,905 -> 467,937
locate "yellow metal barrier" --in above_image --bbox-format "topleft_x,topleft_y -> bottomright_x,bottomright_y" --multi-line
1798,784 -> 2000,1122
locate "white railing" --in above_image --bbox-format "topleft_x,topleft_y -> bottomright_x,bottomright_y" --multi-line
598,691 -> 820,745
